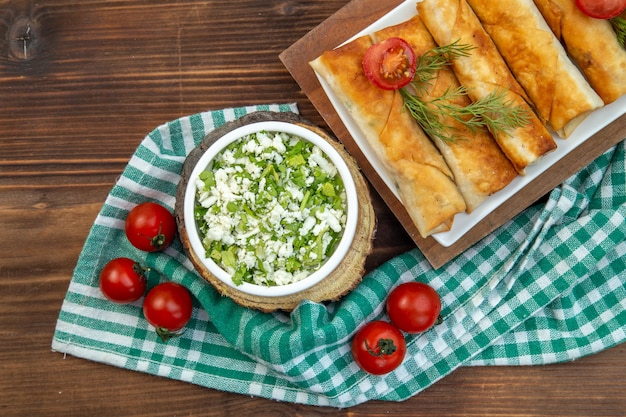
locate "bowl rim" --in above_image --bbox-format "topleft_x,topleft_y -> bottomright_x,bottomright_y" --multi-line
183,120 -> 359,297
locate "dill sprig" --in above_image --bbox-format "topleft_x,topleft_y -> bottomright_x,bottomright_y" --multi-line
401,43 -> 531,142
610,16 -> 626,49
401,87 -> 468,143
411,40 -> 474,95
461,89 -> 532,136
401,87 -> 531,143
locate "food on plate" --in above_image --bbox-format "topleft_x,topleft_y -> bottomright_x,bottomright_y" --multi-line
533,0 -> 626,104
125,201 -> 177,252
574,0 -> 626,18
386,281 -> 442,334
352,320 -> 407,375
143,282 -> 193,342
466,0 -> 605,137
371,15 -> 519,212
310,35 -> 467,238
99,257 -> 148,304
417,0 -> 557,173
194,130 -> 347,286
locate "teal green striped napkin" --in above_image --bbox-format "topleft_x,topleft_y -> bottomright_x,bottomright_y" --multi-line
52,103 -> 626,407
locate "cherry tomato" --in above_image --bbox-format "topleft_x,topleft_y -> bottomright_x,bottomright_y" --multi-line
386,282 -> 442,334
362,37 -> 417,90
99,257 -> 148,304
351,320 -> 406,375
125,202 -> 176,252
143,282 -> 192,341
575,0 -> 626,19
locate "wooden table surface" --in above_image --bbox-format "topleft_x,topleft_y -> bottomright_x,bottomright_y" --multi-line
1,1 -> 624,416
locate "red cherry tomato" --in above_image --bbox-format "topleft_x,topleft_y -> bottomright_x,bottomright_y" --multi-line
125,202 -> 176,252
386,282 -> 442,334
143,282 -> 192,341
99,257 -> 147,304
575,0 -> 626,19
351,320 -> 406,375
362,37 -> 417,90
100,258 -> 147,304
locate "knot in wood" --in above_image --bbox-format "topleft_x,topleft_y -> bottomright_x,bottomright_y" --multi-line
8,15 -> 39,61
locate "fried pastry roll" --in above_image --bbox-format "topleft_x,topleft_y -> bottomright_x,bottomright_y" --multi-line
466,0 -> 605,137
417,0 -> 557,173
309,36 -> 467,237
533,0 -> 626,105
371,15 -> 518,212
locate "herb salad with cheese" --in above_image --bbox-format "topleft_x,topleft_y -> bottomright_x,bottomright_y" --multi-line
193,130 -> 348,287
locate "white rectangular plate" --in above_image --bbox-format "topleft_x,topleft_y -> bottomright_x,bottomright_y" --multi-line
312,0 -> 626,247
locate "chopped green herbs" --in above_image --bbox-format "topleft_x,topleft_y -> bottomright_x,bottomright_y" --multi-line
194,131 -> 347,287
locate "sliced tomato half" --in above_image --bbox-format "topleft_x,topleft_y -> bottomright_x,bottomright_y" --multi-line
575,0 -> 626,19
363,37 -> 417,90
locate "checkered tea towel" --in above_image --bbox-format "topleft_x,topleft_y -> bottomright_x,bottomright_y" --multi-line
52,103 -> 626,408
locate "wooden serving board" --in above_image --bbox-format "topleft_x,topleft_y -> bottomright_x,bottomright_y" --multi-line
175,111 -> 376,312
279,0 -> 626,269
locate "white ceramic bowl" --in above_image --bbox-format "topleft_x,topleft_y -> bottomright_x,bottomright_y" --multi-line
183,121 -> 358,297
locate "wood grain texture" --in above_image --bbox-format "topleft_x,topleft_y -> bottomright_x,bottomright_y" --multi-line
1,0 -> 625,416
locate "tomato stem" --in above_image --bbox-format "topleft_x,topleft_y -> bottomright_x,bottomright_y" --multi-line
131,262 -> 150,278
364,338 -> 397,357
155,327 -> 184,342
150,222 -> 167,250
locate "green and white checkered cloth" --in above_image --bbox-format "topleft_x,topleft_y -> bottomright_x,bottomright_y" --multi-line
52,103 -> 626,408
